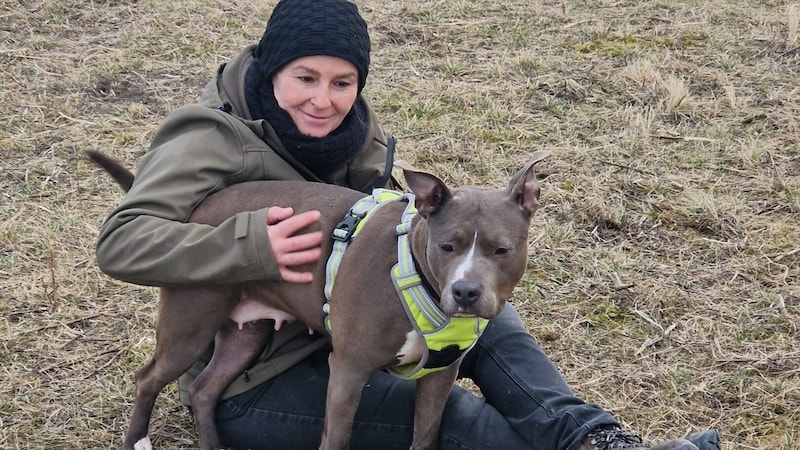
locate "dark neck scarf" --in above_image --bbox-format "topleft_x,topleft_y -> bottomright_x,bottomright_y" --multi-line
245,64 -> 368,179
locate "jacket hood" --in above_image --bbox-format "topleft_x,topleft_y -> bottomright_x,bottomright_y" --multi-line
197,45 -> 257,116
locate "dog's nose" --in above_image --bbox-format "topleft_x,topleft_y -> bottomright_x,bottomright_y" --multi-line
452,280 -> 481,306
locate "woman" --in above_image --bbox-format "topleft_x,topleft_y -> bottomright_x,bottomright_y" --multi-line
95,0 -> 719,449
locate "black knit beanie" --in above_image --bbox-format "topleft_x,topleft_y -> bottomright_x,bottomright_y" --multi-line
254,0 -> 371,93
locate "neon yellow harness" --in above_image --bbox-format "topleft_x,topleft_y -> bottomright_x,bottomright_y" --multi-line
323,189 -> 488,380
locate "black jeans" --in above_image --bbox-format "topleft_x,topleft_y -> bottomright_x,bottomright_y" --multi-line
215,304 -> 618,450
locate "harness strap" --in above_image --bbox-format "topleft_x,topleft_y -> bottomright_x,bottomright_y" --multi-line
392,201 -> 447,328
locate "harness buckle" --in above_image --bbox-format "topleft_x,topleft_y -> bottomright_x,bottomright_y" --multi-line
332,212 -> 365,242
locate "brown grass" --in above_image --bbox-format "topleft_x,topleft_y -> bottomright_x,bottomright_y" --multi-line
2,0 -> 799,448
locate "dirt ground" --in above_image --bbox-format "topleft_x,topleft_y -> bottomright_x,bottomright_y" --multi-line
1,0 -> 798,448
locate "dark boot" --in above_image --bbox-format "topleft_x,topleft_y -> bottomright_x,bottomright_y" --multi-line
686,430 -> 721,450
579,427 -> 721,450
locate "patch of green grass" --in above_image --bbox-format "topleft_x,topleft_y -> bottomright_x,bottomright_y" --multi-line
434,59 -> 468,77
579,34 -> 638,57
587,299 -> 631,329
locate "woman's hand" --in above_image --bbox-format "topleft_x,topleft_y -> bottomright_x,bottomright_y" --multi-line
266,206 -> 323,283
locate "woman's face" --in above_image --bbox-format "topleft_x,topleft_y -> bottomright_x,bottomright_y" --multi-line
272,55 -> 359,138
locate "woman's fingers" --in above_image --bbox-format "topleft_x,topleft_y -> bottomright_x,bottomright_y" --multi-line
266,206 -> 295,225
266,208 -> 323,283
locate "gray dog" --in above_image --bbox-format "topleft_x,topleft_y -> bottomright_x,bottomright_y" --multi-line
87,150 -> 549,450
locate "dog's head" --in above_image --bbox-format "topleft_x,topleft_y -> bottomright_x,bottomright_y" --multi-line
403,151 -> 549,320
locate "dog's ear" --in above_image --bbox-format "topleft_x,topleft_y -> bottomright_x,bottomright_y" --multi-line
403,169 -> 452,217
507,151 -> 550,217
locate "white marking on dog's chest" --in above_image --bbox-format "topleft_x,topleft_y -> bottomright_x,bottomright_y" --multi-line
396,331 -> 424,365
453,232 -> 479,279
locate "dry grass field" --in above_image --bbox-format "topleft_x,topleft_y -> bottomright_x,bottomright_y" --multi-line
2,0 -> 799,448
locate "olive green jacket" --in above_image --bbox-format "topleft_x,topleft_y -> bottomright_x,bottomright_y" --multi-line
95,46 -> 396,401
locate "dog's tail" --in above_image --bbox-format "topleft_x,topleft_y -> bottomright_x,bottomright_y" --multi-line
84,150 -> 135,192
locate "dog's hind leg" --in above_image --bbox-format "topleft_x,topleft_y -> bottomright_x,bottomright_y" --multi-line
188,319 -> 272,450
122,287 -> 238,450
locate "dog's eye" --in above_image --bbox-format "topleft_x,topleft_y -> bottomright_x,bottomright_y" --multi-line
495,247 -> 509,256
439,244 -> 454,252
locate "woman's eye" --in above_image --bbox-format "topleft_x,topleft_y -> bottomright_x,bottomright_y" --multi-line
440,244 -> 454,252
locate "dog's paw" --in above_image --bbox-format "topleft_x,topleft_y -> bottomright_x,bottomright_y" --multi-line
133,436 -> 152,450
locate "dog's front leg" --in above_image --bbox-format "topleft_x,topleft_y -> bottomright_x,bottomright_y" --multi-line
320,352 -> 372,450
410,361 -> 461,450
